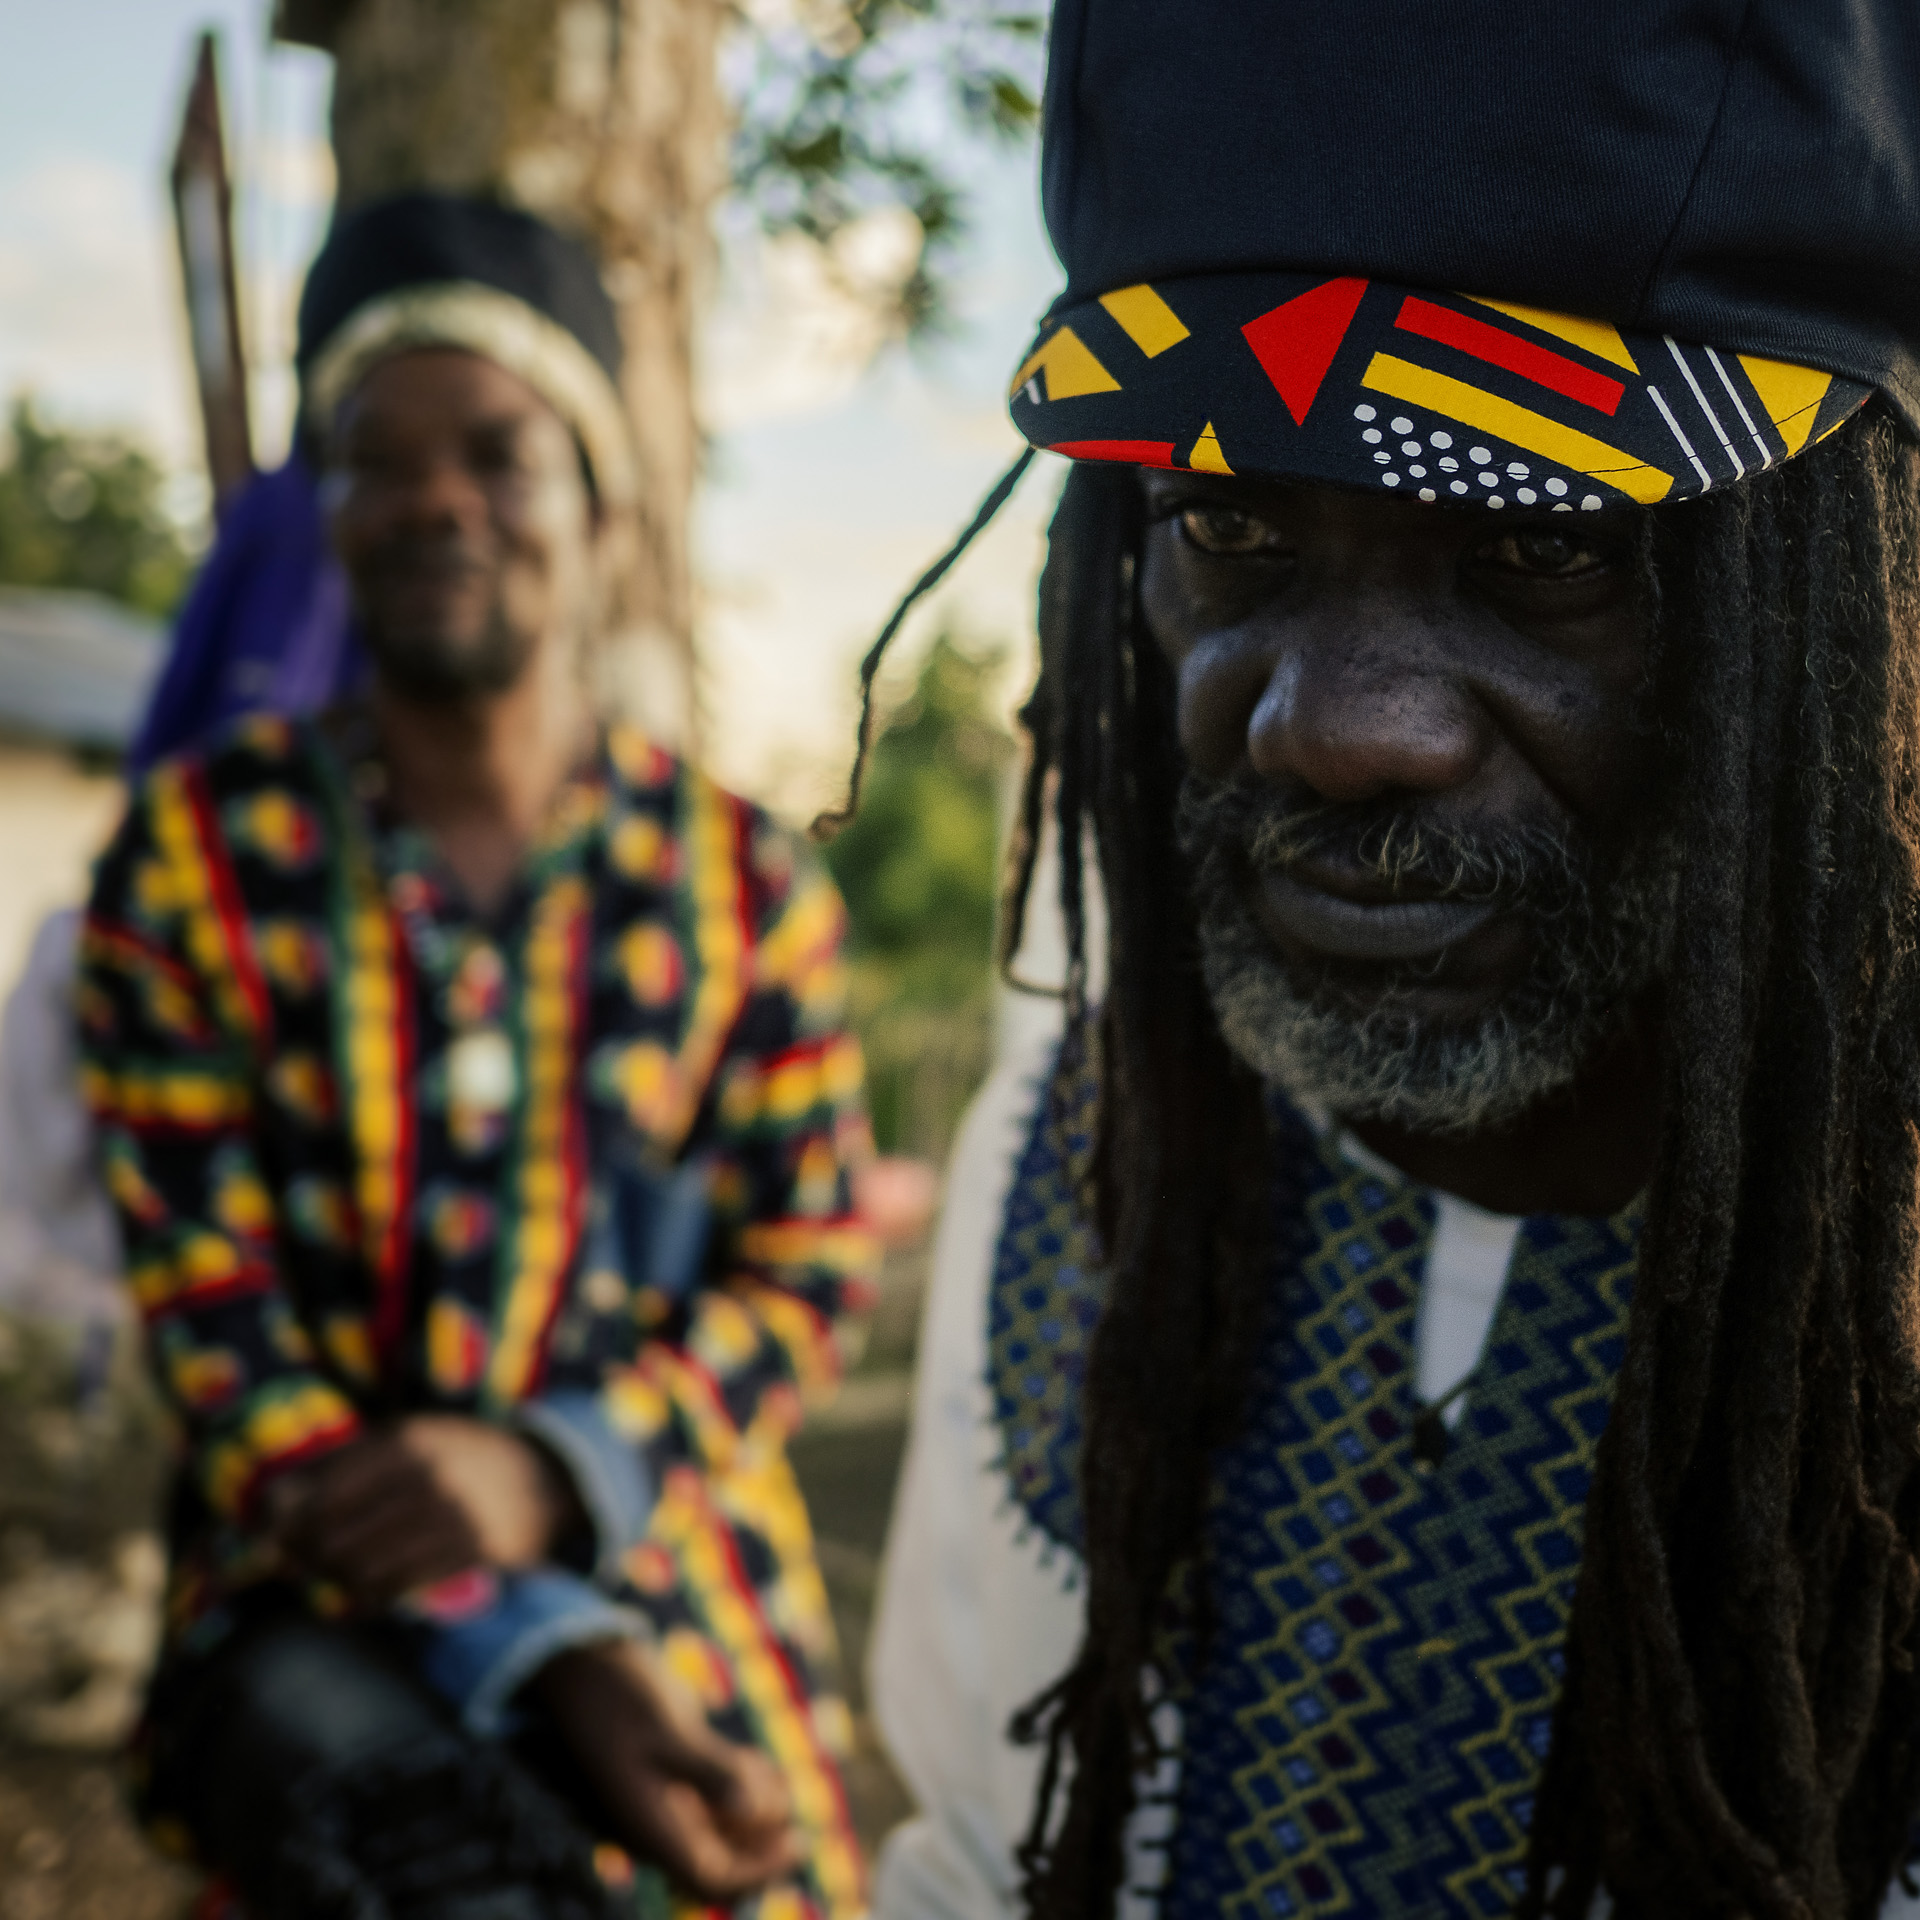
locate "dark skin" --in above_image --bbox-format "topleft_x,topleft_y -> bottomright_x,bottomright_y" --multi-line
323,349 -> 608,914
269,349 -> 803,1901
1137,469 -> 1662,1217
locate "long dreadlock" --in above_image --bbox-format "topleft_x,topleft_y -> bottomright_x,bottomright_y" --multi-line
996,412 -> 1920,1918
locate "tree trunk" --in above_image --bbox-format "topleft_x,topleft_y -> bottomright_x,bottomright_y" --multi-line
279,0 -> 721,745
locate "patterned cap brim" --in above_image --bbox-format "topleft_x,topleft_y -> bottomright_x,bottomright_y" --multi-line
1008,272 -> 1871,511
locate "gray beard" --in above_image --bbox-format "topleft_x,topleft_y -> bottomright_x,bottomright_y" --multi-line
1178,775 -> 1678,1135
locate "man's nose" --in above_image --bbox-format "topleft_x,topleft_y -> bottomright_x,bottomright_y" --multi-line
388,454 -> 487,533
1180,602 -> 1494,806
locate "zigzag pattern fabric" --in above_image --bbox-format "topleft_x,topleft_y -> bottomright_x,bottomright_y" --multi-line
987,1050 -> 1103,1555
1009,272 -> 1873,510
989,1059 -> 1640,1917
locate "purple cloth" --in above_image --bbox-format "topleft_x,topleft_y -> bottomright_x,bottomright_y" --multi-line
130,455 -> 365,774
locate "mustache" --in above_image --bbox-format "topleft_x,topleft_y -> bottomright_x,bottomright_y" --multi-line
1176,775 -> 1593,912
363,529 -> 493,581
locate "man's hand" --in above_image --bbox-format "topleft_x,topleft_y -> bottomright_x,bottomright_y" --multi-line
531,1637 -> 804,1902
269,1415 -> 579,1608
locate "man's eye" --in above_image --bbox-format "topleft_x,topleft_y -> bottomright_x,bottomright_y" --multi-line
338,439 -> 395,479
468,433 -> 528,476
1179,505 -> 1284,556
1477,529 -> 1607,577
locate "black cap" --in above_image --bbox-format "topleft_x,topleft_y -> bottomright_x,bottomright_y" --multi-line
1008,1 -> 1914,509
298,193 -> 635,502
298,192 -> 621,387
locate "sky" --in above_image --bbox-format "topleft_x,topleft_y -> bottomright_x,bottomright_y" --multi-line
0,1 -> 1068,816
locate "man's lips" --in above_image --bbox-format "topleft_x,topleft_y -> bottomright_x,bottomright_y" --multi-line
372,559 -> 489,590
1250,862 -> 1500,964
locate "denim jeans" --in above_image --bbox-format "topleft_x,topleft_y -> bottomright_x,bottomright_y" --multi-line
156,1604 -> 647,1920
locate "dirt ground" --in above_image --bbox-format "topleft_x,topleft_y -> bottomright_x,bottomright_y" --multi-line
0,1316 -> 198,1917
0,1265 -> 922,1916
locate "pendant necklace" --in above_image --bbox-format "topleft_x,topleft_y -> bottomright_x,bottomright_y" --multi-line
349,723 -> 520,1157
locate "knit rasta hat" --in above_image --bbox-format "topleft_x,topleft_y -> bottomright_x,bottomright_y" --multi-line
297,192 -> 636,505
1007,0 -> 1920,512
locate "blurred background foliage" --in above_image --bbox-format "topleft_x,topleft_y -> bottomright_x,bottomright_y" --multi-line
0,399 -> 193,619
824,632 -> 1015,1159
729,0 -> 1044,337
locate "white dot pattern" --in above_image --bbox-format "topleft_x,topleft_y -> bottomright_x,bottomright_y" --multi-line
1344,408 -> 1595,513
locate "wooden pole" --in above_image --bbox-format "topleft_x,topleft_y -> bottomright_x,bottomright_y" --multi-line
169,31 -> 255,512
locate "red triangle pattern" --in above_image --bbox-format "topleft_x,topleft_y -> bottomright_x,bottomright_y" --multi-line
1242,277 -> 1370,426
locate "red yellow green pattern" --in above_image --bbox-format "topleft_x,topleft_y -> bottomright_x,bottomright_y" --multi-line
81,716 -> 880,1917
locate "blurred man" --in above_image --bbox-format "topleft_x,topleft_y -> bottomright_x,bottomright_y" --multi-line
82,194 -> 877,1920
870,3 -> 1920,1916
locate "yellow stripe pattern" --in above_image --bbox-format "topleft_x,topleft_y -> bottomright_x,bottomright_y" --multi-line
341,837 -> 406,1281
81,1062 -> 249,1130
1361,353 -> 1674,503
205,1379 -> 361,1519
668,774 -> 751,1152
737,1221 -> 882,1280
1459,296 -> 1640,373
1738,354 -> 1835,457
487,875 -> 589,1406
650,1465 -> 865,1919
720,1035 -> 866,1134
1099,283 -> 1191,358
149,766 -> 265,1044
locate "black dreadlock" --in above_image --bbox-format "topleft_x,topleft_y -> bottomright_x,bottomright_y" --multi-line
994,413 -> 1920,1919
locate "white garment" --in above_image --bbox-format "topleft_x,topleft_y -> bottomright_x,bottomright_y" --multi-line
0,906 -> 124,1326
868,1004 -> 1920,1918
1331,1123 -> 1520,1424
869,1012 -> 1082,1919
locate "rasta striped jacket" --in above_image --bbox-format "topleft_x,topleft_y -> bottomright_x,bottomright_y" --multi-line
80,713 -> 879,1917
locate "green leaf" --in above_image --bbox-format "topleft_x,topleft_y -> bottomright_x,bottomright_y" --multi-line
728,1 -> 1044,337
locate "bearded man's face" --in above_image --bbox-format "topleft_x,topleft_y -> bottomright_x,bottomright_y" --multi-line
323,350 -> 604,703
1138,470 -> 1666,1134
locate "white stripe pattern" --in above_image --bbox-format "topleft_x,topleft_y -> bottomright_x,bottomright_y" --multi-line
1647,383 -> 1714,488
1705,345 -> 1774,467
1665,336 -> 1744,478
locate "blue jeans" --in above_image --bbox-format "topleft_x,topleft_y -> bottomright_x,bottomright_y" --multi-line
155,1603 -> 645,1920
